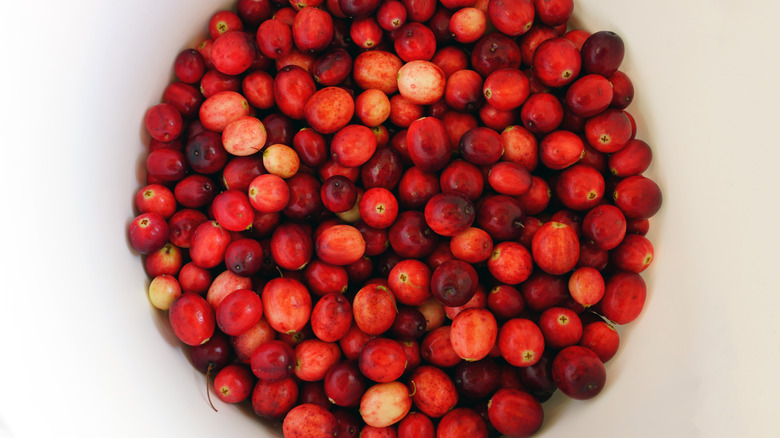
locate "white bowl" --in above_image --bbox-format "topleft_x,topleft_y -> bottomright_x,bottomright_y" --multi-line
1,1 -> 779,437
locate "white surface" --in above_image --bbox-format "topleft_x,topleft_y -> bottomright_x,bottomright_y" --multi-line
1,1 -> 779,437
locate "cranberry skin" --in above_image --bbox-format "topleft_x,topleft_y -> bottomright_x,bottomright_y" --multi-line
397,167 -> 441,210
360,187 -> 400,229
499,126 -> 538,170
459,127 -> 503,166
332,124 -> 378,168
361,147 -> 404,190
532,221 -> 580,276
483,68 -> 529,111
608,70 -> 634,109
145,103 -> 183,143
517,350 -> 556,400
552,345 -> 606,400
332,408 -> 362,438
556,164 -> 606,211
581,30 -> 625,77
609,139 -> 653,177
216,289 -> 263,336
487,161 -> 532,196
424,192 -> 475,237
408,365 -> 459,419
200,69 -> 241,99
270,222 -> 313,271
539,130 -> 584,170
236,0 -> 273,27
601,271 -> 647,325
169,293 -> 216,346
353,284 -> 397,336
533,37 -> 581,88
274,65 -> 317,120
389,211 -> 438,259
437,407 -> 488,437
585,108 -> 633,153
487,241 -> 533,285
252,376 -> 299,420
168,209 -> 208,249
579,320 -> 620,362
533,0 -> 573,26
179,261 -> 212,295
400,0 -> 437,22
222,155 -> 264,192
521,92 -> 564,134
129,213 -> 170,255
316,224 -> 366,266
582,204 -> 627,250
521,271 -> 569,313
146,148 -> 187,182
256,19 -> 292,59
174,175 -> 215,209
487,285 -> 525,321
350,17 -> 384,49
262,277 -> 312,335
444,69 -> 484,111
283,404 -> 339,438
293,128 -> 329,168
538,307 -> 583,350
565,74 -> 614,118
449,308 -> 497,361
475,195 -> 525,241
471,32 -> 522,78
518,175 -> 551,215
398,412 -> 435,438
453,358 -> 500,401
311,292 -> 352,343
394,22 -> 437,62
293,339 -> 343,383
174,49 -> 206,84
498,318 -> 545,367
488,388 -> 544,437
324,361 -> 367,407
407,117 -> 452,173
376,0 -> 407,30
190,331 -> 233,373
304,259 -> 349,297
224,238 -> 264,277
212,189 -> 255,232
355,221 -> 390,257
321,176 -> 358,213
209,10 -> 243,39
339,0 -> 381,18
439,159 -> 483,201
388,259 -> 433,307
211,31 -> 256,76
185,131 -> 228,175
577,241 -> 609,270
568,266 -> 606,308
312,48 -> 353,86
613,175 -> 663,220
612,233 -> 655,273
359,338 -> 407,383
390,306 -> 427,340
487,0 -> 535,37
430,259 -> 478,307
163,82 -> 204,119
284,173 -> 324,222
263,113 -> 296,148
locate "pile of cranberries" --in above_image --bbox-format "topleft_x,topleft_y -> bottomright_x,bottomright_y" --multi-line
128,0 -> 662,436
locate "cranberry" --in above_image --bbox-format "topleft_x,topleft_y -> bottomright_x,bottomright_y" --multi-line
552,345 -> 607,400
581,30 -> 625,77
430,259 -> 478,307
